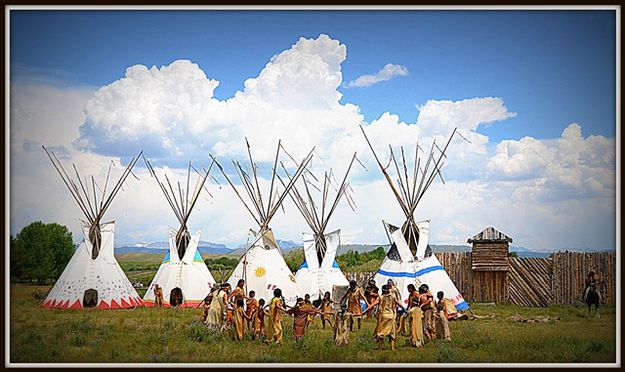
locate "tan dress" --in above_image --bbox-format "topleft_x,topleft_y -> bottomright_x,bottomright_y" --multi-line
435,300 -> 451,341
347,288 -> 365,317
408,306 -> 425,347
154,286 -> 163,307
374,294 -> 397,340
333,311 -> 352,346
321,299 -> 333,321
420,292 -> 435,335
233,306 -> 246,340
267,297 -> 284,344
206,290 -> 227,329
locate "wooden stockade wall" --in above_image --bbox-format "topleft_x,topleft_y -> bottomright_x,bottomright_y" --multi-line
551,251 -> 616,305
344,251 -> 616,307
508,257 -> 552,307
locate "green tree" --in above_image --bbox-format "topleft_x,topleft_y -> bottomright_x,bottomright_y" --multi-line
11,221 -> 74,283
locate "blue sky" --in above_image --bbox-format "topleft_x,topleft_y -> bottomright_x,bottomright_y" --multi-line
9,9 -> 617,250
11,10 -> 616,142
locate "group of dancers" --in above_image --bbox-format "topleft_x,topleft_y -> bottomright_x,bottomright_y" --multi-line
190,278 -> 456,350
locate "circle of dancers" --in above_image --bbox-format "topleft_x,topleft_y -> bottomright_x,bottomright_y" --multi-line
157,278 -> 459,349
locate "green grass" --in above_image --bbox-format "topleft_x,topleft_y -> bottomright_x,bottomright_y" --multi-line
9,285 -> 616,364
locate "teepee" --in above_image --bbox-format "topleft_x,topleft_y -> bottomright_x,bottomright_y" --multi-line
284,153 -> 359,300
41,147 -> 143,309
212,139 -> 315,305
142,159 -> 217,307
361,126 -> 469,310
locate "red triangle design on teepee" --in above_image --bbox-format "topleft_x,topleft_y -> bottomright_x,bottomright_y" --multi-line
41,299 -> 51,308
69,299 -> 82,309
97,300 -> 110,309
120,298 -> 131,308
49,299 -> 57,308
110,299 -> 120,309
137,297 -> 145,307
59,299 -> 71,308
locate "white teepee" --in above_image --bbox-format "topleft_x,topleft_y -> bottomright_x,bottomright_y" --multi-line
141,159 -> 217,307
228,229 -> 298,305
295,229 -> 348,299
374,220 -> 469,310
286,153 -> 359,300
374,221 -> 420,305
41,147 -> 143,309
143,230 -> 216,307
213,139 -> 315,306
361,125 -> 469,311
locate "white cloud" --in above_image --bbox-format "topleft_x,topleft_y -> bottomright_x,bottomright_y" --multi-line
346,63 -> 409,88
9,34 -> 616,252
488,123 -> 616,201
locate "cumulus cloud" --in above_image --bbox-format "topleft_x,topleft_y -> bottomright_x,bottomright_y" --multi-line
345,63 -> 409,88
488,123 -> 616,200
9,34 -> 616,252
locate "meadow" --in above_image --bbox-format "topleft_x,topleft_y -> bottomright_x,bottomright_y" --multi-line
10,285 -> 616,364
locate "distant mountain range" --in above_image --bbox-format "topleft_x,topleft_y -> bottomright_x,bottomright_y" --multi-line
112,239 -> 609,258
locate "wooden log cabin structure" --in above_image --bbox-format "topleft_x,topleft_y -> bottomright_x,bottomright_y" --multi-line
467,226 -> 513,303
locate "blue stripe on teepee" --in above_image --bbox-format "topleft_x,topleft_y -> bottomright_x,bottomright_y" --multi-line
376,269 -> 417,278
415,265 -> 444,277
162,251 -> 170,263
455,300 -> 469,311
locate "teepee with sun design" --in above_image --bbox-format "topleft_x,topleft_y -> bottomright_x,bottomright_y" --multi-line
212,139 -> 314,306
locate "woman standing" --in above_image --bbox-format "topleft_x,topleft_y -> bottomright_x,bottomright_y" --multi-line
364,284 -> 406,351
266,288 -> 288,344
407,296 -> 425,347
206,284 -> 230,331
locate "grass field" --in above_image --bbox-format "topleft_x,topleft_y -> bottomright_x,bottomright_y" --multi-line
9,285 -> 617,364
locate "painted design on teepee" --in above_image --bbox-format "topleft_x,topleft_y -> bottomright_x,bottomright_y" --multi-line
41,147 -> 143,310
213,138 -> 315,306
255,267 -> 266,278
361,125 -> 470,312
141,158 -> 217,308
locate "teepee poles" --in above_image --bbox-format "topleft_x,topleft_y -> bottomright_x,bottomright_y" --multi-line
360,124 -> 459,254
143,155 -> 215,259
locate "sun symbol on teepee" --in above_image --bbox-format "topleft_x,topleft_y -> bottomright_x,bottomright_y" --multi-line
255,267 -> 266,278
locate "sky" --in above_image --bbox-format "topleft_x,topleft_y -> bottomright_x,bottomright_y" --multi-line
8,8 -> 618,252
